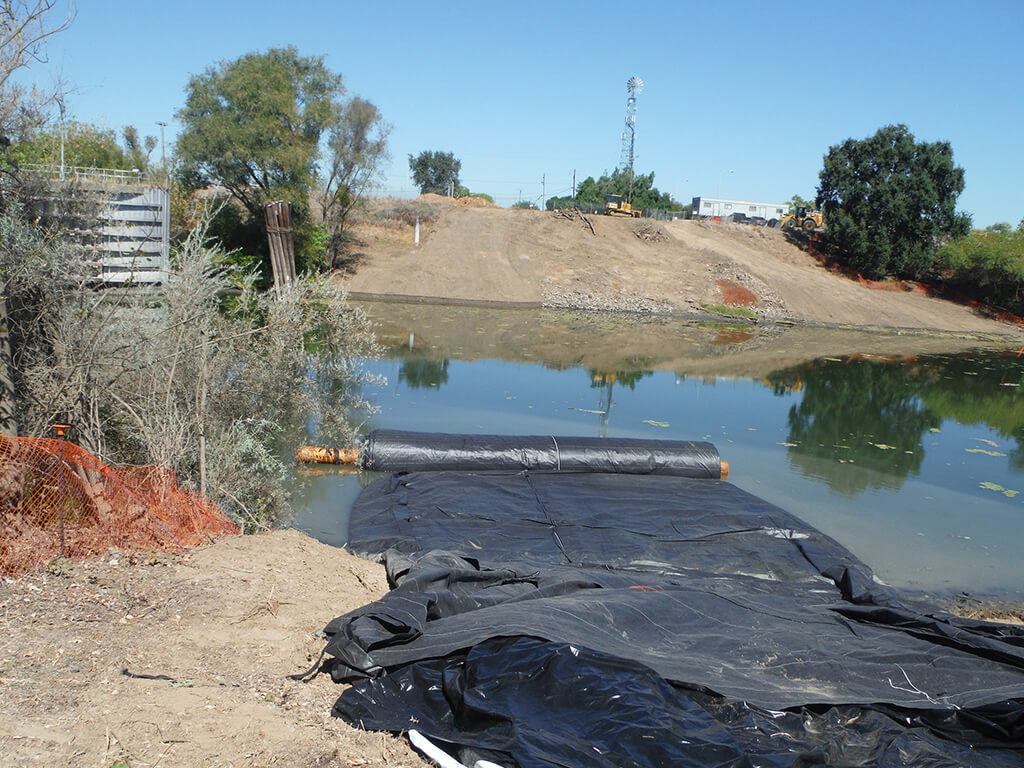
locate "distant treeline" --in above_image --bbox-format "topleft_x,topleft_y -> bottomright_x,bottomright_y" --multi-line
545,168 -> 686,213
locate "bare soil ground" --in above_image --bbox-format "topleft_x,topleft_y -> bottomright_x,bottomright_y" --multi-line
0,530 -> 428,768
339,198 -> 1022,336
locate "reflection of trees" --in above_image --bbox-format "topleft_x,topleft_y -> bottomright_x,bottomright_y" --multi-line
916,354 -> 1024,469
766,360 -> 939,497
398,359 -> 450,389
588,370 -> 651,391
586,370 -> 652,438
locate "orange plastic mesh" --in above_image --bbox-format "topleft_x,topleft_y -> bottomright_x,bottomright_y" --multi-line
0,435 -> 239,577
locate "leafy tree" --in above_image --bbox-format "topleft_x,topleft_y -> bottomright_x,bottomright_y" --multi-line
816,124 -> 971,279
7,120 -> 131,169
176,47 -> 343,272
408,150 -> 461,195
546,168 -> 682,212
512,200 -> 537,210
985,222 -> 1012,234
320,97 -> 390,226
122,125 -> 157,171
933,228 -> 1024,314
177,46 -> 341,219
790,194 -> 814,211
317,96 -> 390,268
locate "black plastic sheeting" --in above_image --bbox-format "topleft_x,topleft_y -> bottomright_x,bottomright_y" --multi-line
321,469 -> 1024,767
359,429 -> 724,478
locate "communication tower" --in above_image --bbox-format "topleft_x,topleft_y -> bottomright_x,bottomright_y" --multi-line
620,76 -> 643,203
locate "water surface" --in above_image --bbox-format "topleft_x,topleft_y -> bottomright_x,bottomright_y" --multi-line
291,302 -> 1024,599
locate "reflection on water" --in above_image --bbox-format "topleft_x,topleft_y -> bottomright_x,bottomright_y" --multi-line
765,354 -> 1024,496
398,358 -> 450,389
767,360 -> 939,496
289,301 -> 1024,598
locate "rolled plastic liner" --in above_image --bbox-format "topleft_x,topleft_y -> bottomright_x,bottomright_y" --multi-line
320,468 -> 1024,767
359,429 -> 723,478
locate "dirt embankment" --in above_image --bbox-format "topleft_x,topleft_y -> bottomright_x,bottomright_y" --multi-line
339,199 -> 1022,336
0,530 -> 428,768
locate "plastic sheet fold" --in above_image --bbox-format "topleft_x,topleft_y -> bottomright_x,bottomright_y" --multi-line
321,466 -> 1024,767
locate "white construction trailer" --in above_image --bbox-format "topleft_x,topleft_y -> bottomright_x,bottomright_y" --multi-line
691,196 -> 790,226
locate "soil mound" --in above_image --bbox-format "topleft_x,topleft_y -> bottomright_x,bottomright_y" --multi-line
338,203 -> 1023,336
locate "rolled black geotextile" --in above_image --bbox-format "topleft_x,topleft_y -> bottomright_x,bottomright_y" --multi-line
359,429 -> 724,478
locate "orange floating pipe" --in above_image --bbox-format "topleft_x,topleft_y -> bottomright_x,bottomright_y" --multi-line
295,446 -> 360,465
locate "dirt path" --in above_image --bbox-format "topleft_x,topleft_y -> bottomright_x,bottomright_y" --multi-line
0,530 -> 427,768
340,200 -> 1022,336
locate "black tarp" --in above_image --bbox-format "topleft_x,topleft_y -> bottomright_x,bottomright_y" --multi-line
321,468 -> 1024,767
359,429 -> 724,478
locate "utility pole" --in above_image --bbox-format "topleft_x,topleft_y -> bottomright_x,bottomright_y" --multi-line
572,169 -> 576,202
541,173 -> 545,211
156,121 -> 167,186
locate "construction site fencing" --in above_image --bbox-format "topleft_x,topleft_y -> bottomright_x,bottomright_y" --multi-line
0,435 -> 238,577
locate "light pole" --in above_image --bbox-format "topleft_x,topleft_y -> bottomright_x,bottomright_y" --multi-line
156,121 -> 167,186
717,169 -> 734,198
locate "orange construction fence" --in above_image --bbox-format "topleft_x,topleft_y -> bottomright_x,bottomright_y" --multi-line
0,435 -> 239,577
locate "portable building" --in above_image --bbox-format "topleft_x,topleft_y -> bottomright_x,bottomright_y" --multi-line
691,196 -> 790,226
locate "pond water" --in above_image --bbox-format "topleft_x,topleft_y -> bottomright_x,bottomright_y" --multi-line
291,302 -> 1024,600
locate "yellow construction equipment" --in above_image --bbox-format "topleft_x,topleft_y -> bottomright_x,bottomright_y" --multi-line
780,206 -> 824,231
604,194 -> 642,218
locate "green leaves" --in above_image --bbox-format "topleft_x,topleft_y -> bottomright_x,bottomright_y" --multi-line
176,46 -> 343,220
546,168 -> 682,212
817,124 -> 970,280
408,150 -> 461,195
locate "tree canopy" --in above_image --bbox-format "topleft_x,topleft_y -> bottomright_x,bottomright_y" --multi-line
321,97 -> 390,223
409,150 -> 461,195
546,168 -> 682,212
816,124 -> 971,279
5,120 -> 143,170
175,46 -> 389,273
176,46 -> 342,221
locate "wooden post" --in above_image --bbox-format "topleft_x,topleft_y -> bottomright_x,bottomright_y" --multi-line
264,201 -> 297,295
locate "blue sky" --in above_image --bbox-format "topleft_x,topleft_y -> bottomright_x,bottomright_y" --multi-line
24,0 -> 1024,225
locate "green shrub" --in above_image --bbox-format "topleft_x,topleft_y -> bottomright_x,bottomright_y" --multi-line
933,230 -> 1024,314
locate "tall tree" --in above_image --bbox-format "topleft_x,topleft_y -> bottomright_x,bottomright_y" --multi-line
408,150 -> 461,195
320,96 -> 390,233
176,46 -> 343,222
816,124 -> 971,279
122,125 -> 157,171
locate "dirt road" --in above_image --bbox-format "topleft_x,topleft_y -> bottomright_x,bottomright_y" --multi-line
340,199 -> 1022,336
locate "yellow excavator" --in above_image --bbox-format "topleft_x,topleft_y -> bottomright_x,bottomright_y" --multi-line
604,194 -> 642,218
780,206 -> 824,231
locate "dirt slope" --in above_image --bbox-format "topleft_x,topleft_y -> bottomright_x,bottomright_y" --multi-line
0,530 -> 428,768
340,202 -> 1021,335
